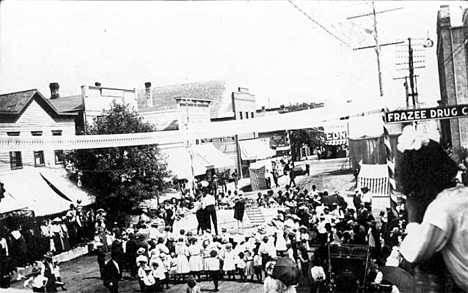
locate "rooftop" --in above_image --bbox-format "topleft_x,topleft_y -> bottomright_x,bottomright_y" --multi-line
137,80 -> 241,119
0,89 -> 76,117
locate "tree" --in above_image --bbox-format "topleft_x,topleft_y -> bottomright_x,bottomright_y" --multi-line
65,102 -> 171,218
284,103 -> 325,161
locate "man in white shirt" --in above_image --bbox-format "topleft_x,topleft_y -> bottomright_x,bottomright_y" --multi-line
148,222 -> 160,241
360,187 -> 372,211
311,263 -> 326,293
203,193 -> 218,235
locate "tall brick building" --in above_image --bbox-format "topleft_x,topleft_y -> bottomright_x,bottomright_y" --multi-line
437,5 -> 468,153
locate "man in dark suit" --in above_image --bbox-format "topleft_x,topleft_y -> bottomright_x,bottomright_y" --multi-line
42,251 -> 57,293
125,232 -> 138,279
103,250 -> 120,292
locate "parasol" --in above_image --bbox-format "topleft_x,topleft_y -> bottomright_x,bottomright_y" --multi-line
379,266 -> 415,293
272,257 -> 301,286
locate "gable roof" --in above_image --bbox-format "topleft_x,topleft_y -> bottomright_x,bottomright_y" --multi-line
0,89 -> 77,117
48,95 -> 84,113
137,80 -> 235,119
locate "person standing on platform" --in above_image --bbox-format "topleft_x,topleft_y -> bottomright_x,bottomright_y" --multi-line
192,197 -> 205,235
232,169 -> 239,190
203,193 -> 218,235
289,168 -> 297,187
234,195 -> 246,233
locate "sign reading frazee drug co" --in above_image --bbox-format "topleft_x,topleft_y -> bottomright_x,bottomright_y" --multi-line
385,104 -> 468,123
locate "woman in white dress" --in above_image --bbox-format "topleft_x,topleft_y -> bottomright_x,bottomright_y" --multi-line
223,243 -> 237,280
175,238 -> 190,281
275,229 -> 287,256
188,237 -> 203,281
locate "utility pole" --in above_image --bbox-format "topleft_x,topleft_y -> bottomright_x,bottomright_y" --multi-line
350,2 -> 403,97
393,36 -> 432,108
372,2 -> 383,97
408,38 -> 417,107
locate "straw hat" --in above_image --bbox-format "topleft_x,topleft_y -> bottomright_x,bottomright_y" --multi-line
136,255 -> 148,263
43,251 -> 54,260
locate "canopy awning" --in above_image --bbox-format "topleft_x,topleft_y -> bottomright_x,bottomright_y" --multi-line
239,139 -> 276,160
0,191 -> 29,215
38,168 -> 95,206
1,168 -> 74,216
192,143 -> 234,171
163,147 -> 206,178
163,143 -> 234,178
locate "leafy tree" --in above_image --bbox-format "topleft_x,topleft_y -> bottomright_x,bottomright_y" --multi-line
284,103 -> 325,161
65,102 -> 171,218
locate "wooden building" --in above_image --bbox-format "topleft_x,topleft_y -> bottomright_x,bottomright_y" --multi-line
0,89 -> 77,176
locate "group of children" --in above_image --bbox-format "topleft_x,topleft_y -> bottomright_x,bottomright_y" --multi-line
126,230 -> 270,292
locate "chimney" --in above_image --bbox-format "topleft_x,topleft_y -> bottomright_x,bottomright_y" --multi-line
145,82 -> 153,108
49,82 -> 60,99
95,82 -> 101,87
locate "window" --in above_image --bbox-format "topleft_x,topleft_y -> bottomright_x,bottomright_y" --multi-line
245,112 -> 249,119
52,130 -> 62,136
31,131 -> 43,136
34,151 -> 45,167
7,132 -> 20,136
10,152 -> 23,169
55,150 -> 64,164
251,112 -> 254,118
239,112 -> 243,120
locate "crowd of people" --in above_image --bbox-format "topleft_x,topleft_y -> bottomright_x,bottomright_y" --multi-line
8,126 -> 468,293
0,200 -> 95,289
77,177 -> 405,293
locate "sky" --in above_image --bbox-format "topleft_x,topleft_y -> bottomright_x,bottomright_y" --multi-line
0,1 -> 466,110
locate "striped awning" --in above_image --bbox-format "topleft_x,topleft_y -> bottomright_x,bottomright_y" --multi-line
325,139 -> 348,146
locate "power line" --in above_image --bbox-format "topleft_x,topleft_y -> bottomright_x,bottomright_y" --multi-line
287,0 -> 353,49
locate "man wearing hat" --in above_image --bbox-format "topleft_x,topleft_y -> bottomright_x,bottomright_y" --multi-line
42,252 -> 57,293
361,186 -> 372,211
202,192 -> 219,235
353,188 -> 362,211
103,250 -> 121,292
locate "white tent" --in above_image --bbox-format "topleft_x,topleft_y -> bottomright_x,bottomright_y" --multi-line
39,168 -> 95,206
239,139 -> 276,160
1,168 -> 74,216
162,143 -> 235,178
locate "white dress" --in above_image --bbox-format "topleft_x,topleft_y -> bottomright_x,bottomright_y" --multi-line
175,244 -> 190,274
275,231 -> 287,252
188,244 -> 203,272
223,250 -> 236,272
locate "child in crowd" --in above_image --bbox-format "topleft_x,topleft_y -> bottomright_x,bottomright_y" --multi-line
253,248 -> 263,282
223,243 -> 236,280
205,250 -> 221,292
186,276 -> 201,293
236,251 -> 247,282
244,250 -> 255,281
